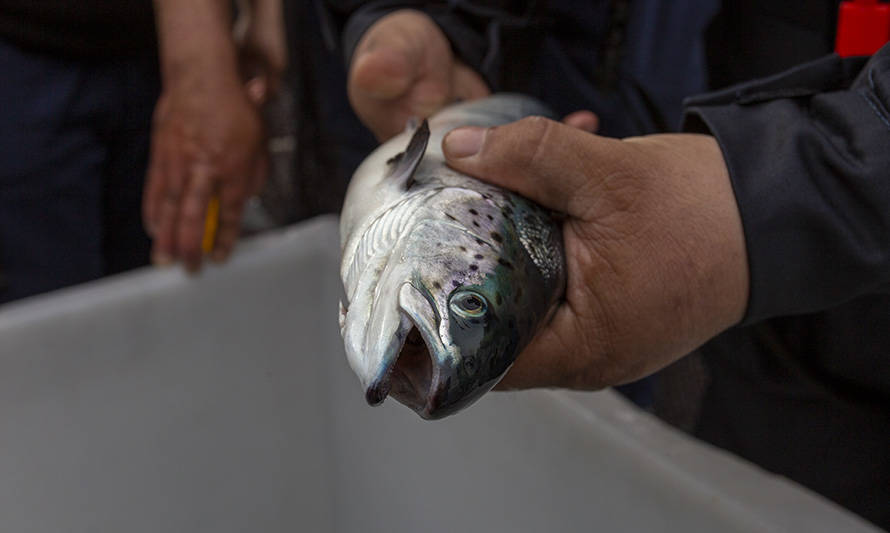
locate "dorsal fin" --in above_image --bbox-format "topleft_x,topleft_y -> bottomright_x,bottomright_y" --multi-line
386,119 -> 429,189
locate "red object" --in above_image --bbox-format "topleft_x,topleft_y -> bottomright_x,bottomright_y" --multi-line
835,0 -> 890,57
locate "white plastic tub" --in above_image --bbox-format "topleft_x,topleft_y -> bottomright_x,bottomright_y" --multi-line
0,217 -> 880,533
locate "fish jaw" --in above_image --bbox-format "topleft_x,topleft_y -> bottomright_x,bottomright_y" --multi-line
354,282 -> 437,411
360,283 -> 504,420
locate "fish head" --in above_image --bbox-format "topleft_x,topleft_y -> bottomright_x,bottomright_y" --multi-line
356,220 -> 538,420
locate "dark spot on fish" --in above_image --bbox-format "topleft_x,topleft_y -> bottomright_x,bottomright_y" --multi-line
495,292 -> 503,305
446,213 -> 457,221
481,193 -> 491,199
433,281 -> 442,289
498,258 -> 514,270
452,280 -> 462,288
469,264 -> 478,271
475,238 -> 485,246
502,206 -> 514,216
473,221 -> 480,227
487,214 -> 493,221
469,208 -> 478,215
459,246 -> 466,252
474,254 -> 483,260
490,232 -> 503,243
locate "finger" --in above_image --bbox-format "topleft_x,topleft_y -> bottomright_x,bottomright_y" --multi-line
452,60 -> 490,101
150,140 -> 188,266
209,152 -> 265,264
212,171 -> 251,263
562,110 -> 599,133
211,200 -> 244,264
443,117 -> 624,214
351,37 -> 416,100
349,42 -> 419,140
348,10 -> 451,140
175,163 -> 215,272
245,76 -> 269,106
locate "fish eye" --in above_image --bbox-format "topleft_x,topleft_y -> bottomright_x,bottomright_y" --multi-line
449,291 -> 488,319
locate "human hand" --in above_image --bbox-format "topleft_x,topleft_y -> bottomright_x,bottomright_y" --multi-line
443,118 -> 749,389
237,0 -> 287,105
143,79 -> 265,271
147,0 -> 268,272
348,9 -> 490,141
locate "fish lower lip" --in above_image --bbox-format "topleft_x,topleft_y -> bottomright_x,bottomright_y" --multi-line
381,327 -> 436,412
364,380 -> 391,406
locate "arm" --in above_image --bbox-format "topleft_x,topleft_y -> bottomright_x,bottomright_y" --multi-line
684,47 -> 890,323
145,0 -> 265,271
437,48 -> 890,390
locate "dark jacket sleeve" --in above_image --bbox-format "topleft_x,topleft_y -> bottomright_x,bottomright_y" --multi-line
318,0 -> 533,89
683,45 -> 890,325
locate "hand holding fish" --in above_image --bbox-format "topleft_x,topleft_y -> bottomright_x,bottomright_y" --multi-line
348,9 -> 490,141
443,118 -> 750,389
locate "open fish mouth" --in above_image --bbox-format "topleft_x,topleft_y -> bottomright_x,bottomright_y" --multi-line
373,327 -> 436,413
363,283 -> 450,419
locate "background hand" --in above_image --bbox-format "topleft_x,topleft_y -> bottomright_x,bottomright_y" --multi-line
348,9 -> 490,141
236,0 -> 287,105
443,118 -> 749,389
143,80 -> 265,272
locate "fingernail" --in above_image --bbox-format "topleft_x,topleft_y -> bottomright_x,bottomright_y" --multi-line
444,127 -> 484,158
152,252 -> 173,267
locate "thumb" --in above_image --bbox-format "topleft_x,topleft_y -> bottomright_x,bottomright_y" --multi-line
350,14 -> 427,100
443,116 -> 624,214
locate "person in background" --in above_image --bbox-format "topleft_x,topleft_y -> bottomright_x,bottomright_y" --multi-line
0,0 -> 160,305
0,0 -> 282,306
322,1 -> 890,528
145,0 -> 286,272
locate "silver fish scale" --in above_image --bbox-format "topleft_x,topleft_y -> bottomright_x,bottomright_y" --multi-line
514,201 -> 563,282
346,188 -> 440,293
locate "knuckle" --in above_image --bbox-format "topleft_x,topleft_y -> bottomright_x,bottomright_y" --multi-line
179,202 -> 205,224
498,116 -> 558,169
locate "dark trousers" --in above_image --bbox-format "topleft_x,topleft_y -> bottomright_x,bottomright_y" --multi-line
0,40 -> 159,304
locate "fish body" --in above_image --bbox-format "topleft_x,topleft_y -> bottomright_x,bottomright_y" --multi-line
339,94 -> 565,419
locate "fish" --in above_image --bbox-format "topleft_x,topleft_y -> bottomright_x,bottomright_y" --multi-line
338,94 -> 566,419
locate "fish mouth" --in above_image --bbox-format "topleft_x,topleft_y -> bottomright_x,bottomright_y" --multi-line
364,283 -> 449,419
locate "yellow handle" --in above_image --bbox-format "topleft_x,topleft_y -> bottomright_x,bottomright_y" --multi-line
202,196 -> 220,254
